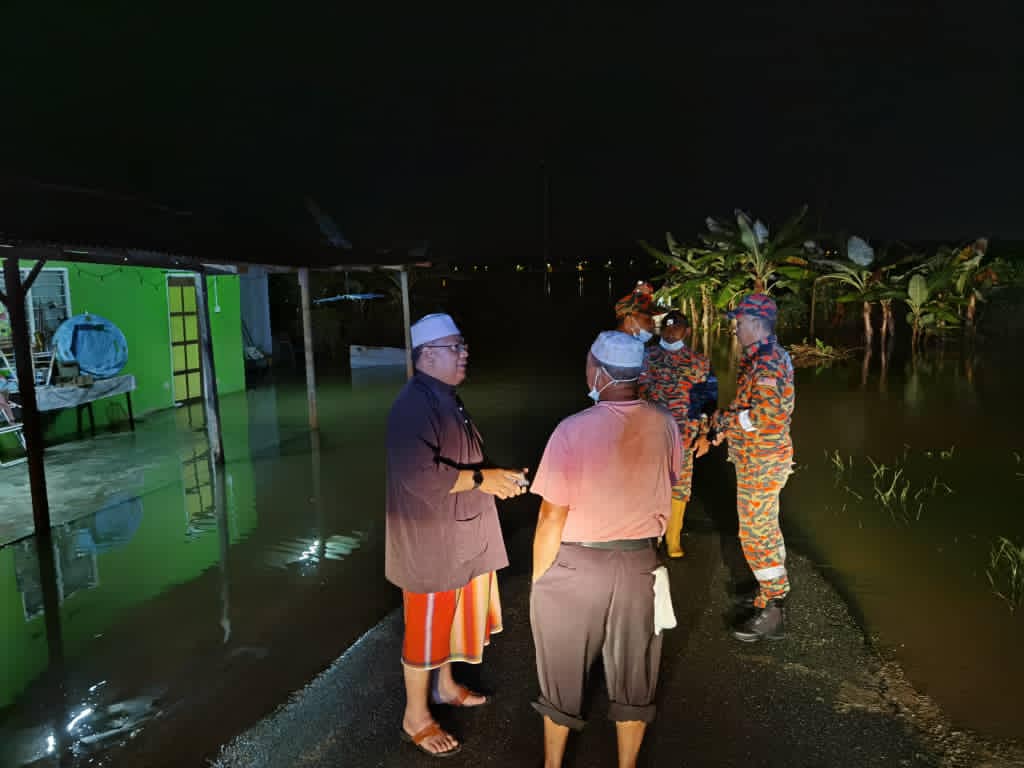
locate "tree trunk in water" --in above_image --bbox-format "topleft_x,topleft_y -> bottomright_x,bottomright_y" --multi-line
689,296 -> 700,339
861,344 -> 872,389
879,299 -> 891,342
966,293 -> 977,334
701,286 -> 713,336
833,302 -> 846,328
880,335 -> 890,393
862,300 -> 874,346
809,281 -> 817,338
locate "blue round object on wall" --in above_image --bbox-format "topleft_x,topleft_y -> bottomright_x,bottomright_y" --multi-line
53,313 -> 129,378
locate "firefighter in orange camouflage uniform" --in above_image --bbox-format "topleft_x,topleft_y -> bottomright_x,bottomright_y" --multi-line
639,310 -> 717,558
712,294 -> 795,642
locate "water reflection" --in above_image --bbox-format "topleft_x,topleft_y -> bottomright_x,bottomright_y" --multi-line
2,276 -> 1022,761
14,527 -> 99,620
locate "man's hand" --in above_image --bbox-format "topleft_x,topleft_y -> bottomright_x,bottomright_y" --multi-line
712,432 -> 726,447
478,468 -> 530,500
533,501 -> 569,582
694,435 -> 711,458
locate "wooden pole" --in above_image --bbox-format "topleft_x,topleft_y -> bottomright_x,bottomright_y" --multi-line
311,429 -> 325,561
4,257 -> 53,534
193,272 -> 225,465
399,268 -> 413,379
3,256 -> 64,666
298,267 -> 319,429
212,459 -> 232,644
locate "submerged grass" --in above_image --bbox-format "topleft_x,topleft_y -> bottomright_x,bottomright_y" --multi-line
987,537 -> 1024,613
826,449 -> 954,525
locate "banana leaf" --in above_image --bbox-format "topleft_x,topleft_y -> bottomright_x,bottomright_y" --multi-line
908,274 -> 929,306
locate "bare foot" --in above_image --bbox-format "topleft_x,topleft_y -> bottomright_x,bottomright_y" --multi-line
402,715 -> 459,755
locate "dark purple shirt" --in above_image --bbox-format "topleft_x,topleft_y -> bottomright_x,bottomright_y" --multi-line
385,371 -> 509,593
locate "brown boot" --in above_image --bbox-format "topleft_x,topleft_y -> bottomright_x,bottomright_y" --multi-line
665,499 -> 687,558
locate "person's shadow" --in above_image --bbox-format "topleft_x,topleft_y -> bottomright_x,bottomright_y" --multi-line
690,442 -> 757,626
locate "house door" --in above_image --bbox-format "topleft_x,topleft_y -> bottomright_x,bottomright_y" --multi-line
168,277 -> 202,404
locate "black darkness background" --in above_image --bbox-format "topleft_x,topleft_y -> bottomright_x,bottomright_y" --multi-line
1,2 -> 1021,262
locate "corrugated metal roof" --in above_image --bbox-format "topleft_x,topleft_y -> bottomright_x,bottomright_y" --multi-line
0,176 -> 429,271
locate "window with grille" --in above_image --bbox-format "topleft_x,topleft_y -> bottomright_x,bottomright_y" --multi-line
0,267 -> 72,356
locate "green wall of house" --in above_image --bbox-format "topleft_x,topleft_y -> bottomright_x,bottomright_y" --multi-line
40,263 -> 245,441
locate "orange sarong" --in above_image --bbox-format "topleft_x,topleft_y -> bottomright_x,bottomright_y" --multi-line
401,570 -> 503,670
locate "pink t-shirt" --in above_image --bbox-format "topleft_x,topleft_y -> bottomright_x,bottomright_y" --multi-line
531,400 -> 682,542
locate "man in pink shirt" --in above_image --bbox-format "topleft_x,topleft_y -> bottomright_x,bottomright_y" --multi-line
529,331 -> 682,768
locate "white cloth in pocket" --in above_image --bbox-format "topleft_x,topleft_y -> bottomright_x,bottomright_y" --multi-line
652,565 -> 677,635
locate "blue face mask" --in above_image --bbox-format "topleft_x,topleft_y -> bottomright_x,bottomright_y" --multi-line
633,329 -> 653,343
660,339 -> 684,352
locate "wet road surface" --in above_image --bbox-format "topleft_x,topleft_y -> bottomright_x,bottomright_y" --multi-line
215,508 -> 1024,768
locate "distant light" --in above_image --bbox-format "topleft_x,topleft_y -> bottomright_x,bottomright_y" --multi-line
46,733 -> 56,754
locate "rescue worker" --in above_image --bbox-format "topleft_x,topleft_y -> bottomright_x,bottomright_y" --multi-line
614,281 -> 656,342
712,294 -> 795,642
638,310 -> 718,558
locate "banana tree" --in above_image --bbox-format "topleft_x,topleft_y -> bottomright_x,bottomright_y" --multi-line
903,273 -> 961,351
642,236 -> 736,335
811,260 -> 880,344
700,205 -> 813,296
948,238 -> 1005,333
643,237 -> 708,327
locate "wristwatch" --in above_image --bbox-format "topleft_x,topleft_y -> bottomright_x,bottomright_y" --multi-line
472,469 -> 484,489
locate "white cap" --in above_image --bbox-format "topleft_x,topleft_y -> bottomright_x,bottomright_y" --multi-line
411,313 -> 462,348
590,331 -> 645,369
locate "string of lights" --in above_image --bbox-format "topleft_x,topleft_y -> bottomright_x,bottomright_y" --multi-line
70,265 -> 172,292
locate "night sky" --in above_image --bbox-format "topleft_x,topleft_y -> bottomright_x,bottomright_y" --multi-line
1,2 -> 1021,262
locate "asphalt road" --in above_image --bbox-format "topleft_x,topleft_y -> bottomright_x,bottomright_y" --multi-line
215,512 -> 1018,768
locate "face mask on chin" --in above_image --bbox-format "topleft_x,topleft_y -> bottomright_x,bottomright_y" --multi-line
660,338 -> 684,352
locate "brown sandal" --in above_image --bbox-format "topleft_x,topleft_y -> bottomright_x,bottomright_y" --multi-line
431,682 -> 490,707
400,722 -> 462,758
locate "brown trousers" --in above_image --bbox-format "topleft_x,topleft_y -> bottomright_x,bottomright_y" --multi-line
530,543 -> 663,729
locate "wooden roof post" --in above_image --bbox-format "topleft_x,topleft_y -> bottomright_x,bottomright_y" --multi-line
3,255 -> 65,667
3,256 -> 53,534
211,457 -> 232,644
400,267 -> 413,379
194,272 -> 225,465
298,267 -> 319,430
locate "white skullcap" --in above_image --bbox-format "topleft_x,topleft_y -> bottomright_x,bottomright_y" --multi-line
411,313 -> 462,348
590,331 -> 645,368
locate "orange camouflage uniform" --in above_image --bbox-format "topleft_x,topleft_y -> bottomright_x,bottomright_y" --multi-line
714,335 -> 795,608
639,344 -> 715,502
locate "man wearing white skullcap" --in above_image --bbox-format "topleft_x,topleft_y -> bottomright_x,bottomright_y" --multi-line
528,330 -> 682,767
386,312 -> 529,758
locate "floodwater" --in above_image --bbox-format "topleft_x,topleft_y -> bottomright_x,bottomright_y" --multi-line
1,272 -> 1021,766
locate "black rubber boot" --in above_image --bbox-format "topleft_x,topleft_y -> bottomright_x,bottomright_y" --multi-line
731,599 -> 786,642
